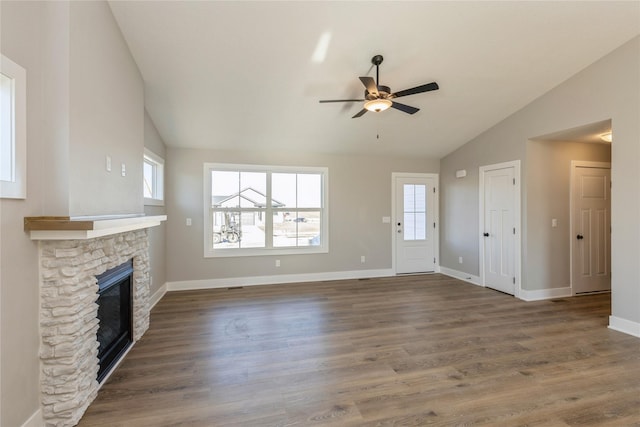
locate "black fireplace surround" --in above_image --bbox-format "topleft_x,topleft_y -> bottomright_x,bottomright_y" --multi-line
96,259 -> 133,382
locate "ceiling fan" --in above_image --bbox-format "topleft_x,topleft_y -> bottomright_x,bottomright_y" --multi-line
319,54 -> 439,118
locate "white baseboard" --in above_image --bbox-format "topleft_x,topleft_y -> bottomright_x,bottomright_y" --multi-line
21,408 -> 42,427
519,286 -> 572,301
149,282 -> 167,309
608,315 -> 640,338
167,268 -> 394,291
439,267 -> 482,287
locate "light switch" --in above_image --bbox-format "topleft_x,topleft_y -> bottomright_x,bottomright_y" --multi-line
186,218 -> 192,226
382,216 -> 390,223
121,163 -> 126,177
106,156 -> 112,172
551,218 -> 558,228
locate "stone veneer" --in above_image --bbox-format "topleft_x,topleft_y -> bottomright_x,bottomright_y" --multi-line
39,229 -> 150,427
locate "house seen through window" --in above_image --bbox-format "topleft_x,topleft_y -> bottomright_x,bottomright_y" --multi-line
204,163 -> 328,257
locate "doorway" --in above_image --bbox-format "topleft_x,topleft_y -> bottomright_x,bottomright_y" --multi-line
570,161 -> 611,294
392,173 -> 438,274
479,161 -> 521,296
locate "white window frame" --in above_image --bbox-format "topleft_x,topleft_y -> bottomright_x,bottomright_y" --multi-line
203,163 -> 329,258
1,54 -> 27,199
143,148 -> 164,206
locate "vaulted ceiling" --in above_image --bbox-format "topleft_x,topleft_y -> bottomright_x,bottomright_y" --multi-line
109,1 -> 640,159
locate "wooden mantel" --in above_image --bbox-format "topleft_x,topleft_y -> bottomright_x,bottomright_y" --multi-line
24,214 -> 167,240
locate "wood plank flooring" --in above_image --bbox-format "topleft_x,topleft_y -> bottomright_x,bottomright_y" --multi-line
78,274 -> 640,426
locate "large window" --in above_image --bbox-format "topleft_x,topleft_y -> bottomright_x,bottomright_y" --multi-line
143,148 -> 164,205
204,163 -> 328,257
1,54 -> 26,199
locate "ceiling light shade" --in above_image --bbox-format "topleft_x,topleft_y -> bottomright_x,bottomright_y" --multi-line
600,131 -> 612,142
364,99 -> 392,112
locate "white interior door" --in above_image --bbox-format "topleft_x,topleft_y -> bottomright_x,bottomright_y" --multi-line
481,165 -> 516,294
572,164 -> 611,294
394,175 -> 436,274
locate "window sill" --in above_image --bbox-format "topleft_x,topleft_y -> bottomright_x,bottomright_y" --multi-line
144,198 -> 165,207
204,246 -> 328,258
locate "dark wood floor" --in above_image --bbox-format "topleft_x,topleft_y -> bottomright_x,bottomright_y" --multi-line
78,274 -> 640,426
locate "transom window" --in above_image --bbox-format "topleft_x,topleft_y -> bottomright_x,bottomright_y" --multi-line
204,163 -> 328,257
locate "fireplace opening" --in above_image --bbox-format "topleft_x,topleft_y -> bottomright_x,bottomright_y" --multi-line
96,259 -> 133,383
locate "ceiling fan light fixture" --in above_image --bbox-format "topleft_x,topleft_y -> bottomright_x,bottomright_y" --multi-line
364,98 -> 392,112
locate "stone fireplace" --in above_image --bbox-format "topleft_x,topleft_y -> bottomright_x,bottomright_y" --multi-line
25,215 -> 165,427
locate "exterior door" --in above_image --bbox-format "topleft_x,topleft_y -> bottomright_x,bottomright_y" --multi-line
481,165 -> 516,294
572,164 -> 611,294
394,175 -> 436,274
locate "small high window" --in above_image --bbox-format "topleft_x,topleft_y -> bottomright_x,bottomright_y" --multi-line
143,148 -> 164,205
1,54 -> 26,199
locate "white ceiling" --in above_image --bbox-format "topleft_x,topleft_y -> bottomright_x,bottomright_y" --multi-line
109,1 -> 640,159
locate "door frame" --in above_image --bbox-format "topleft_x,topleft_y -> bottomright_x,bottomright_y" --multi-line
479,160 -> 522,297
569,160 -> 611,295
391,172 -> 439,275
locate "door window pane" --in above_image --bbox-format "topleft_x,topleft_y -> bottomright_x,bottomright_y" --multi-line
403,184 -> 427,241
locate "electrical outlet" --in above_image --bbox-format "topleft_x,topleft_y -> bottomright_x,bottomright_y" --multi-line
361,255 -> 366,263
275,259 -> 280,267
459,256 -> 463,264
121,163 -> 126,177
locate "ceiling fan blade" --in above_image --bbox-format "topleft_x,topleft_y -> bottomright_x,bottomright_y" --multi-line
319,99 -> 364,103
352,108 -> 368,118
391,101 -> 419,115
359,76 -> 378,97
391,82 -> 439,98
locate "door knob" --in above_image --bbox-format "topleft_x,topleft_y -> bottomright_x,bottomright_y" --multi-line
483,233 -> 489,237
576,234 -> 584,240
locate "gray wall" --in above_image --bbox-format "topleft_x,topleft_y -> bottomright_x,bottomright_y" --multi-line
166,148 -> 439,282
440,36 -> 640,324
144,111 -> 167,295
0,2 -> 146,426
68,2 -> 144,216
1,3 -> 47,425
526,140 -> 611,291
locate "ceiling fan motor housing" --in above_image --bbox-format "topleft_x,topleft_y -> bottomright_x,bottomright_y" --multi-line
365,85 -> 391,100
